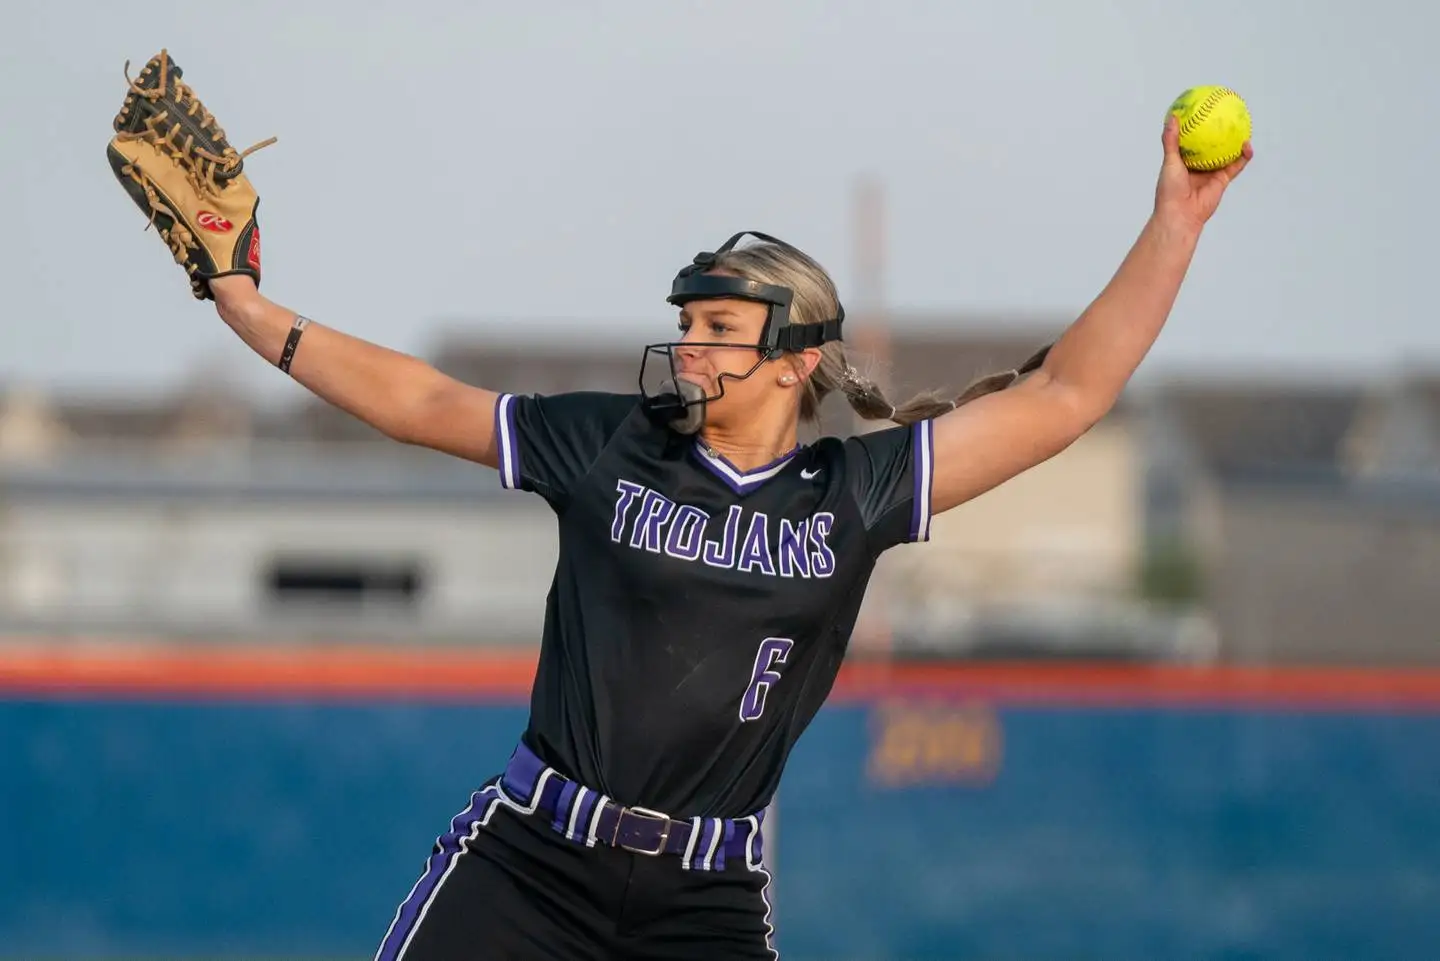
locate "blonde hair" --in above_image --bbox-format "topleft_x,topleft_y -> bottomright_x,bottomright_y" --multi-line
711,240 -> 1052,425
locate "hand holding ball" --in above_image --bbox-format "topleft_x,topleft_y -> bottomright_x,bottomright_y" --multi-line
1167,86 -> 1251,171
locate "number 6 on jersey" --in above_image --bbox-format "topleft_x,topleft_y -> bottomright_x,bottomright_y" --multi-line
740,637 -> 793,722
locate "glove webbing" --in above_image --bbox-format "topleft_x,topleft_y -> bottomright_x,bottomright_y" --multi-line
113,54 -> 276,201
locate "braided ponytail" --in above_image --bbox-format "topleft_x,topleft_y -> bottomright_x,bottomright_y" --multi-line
833,342 -> 1054,427
709,238 -> 1053,428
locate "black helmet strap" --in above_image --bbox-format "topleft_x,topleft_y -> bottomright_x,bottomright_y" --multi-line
665,230 -> 844,355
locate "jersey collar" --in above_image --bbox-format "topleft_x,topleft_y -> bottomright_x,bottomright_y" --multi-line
691,439 -> 802,495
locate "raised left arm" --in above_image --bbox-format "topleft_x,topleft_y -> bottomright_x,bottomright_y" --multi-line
928,115 -> 1253,516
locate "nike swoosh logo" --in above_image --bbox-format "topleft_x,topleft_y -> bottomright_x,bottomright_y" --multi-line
800,468 -> 821,480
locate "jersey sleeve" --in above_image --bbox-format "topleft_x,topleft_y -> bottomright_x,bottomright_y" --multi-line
493,391 -> 639,509
841,419 -> 936,553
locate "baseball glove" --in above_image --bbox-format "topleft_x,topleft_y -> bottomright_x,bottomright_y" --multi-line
106,49 -> 276,300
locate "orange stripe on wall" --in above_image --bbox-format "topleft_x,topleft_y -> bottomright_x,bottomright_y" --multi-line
0,643 -> 539,701
3,643 -> 1440,710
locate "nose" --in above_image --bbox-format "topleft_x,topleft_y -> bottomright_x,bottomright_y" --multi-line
675,327 -> 705,362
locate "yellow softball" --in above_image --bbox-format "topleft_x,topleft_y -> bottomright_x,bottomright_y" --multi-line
1168,86 -> 1251,171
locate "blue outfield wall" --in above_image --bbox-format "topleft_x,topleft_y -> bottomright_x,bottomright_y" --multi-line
2,697 -> 1439,960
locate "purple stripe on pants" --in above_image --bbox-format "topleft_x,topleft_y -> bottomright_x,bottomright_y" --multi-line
373,786 -> 499,961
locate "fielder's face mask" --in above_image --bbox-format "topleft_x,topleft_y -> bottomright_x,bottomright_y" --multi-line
640,230 -> 845,435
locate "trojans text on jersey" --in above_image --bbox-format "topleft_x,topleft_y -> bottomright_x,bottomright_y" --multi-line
609,479 -> 836,578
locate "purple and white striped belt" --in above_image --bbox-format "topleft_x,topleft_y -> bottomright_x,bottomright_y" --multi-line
500,741 -> 764,872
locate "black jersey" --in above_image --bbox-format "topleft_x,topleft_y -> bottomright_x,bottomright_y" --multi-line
492,390 -> 936,819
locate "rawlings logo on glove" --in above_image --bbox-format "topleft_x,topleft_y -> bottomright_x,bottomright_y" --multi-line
106,49 -> 276,300
196,211 -> 234,232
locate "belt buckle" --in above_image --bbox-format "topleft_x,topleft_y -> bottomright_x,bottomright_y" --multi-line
612,805 -> 672,856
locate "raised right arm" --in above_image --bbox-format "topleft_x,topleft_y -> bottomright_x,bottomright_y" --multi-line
210,275 -> 501,468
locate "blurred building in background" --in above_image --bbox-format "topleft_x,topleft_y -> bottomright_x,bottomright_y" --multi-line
1142,372 -> 1440,664
2,320 -> 1439,665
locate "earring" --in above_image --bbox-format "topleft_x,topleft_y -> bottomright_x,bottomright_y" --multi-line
782,374 -> 795,385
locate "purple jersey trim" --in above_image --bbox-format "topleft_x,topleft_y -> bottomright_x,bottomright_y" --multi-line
494,393 -> 522,490
690,441 -> 801,495
909,419 -> 935,542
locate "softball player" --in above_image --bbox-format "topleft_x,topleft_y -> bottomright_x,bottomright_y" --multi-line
205,116 -> 1249,959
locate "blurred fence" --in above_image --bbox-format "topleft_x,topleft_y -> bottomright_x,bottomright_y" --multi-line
3,647 -> 1438,961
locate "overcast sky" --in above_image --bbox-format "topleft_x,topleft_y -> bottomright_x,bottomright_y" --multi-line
5,0 -> 1435,400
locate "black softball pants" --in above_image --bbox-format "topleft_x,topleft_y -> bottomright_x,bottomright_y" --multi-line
372,745 -> 777,961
